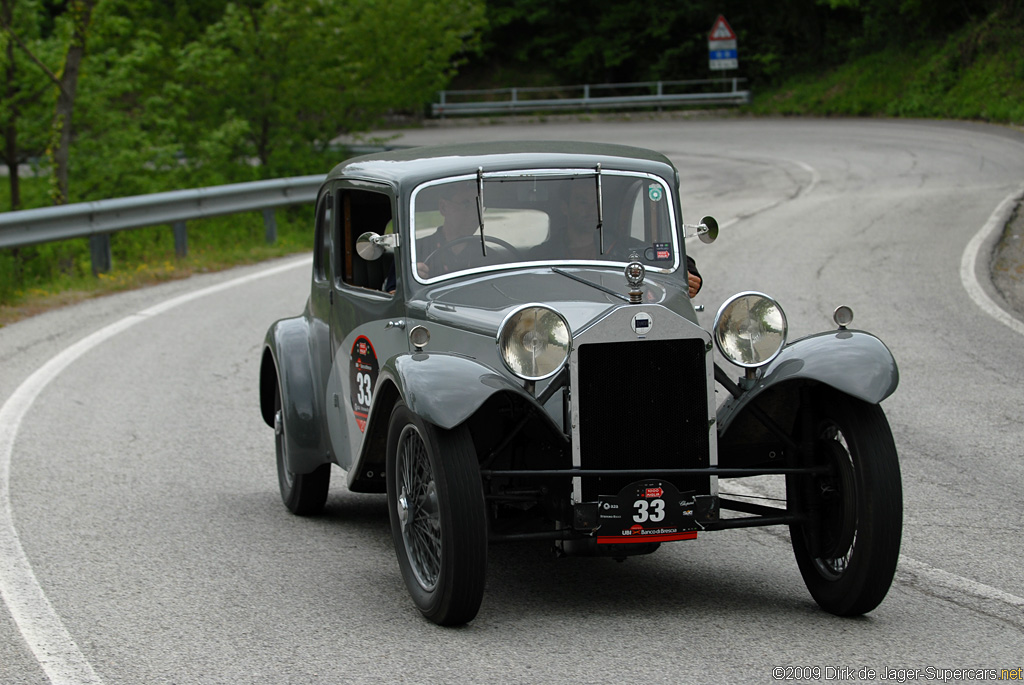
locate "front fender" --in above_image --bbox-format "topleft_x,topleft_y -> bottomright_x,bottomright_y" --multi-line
346,352 -> 542,492
387,352 -> 537,429
260,316 -> 327,474
717,329 -> 899,436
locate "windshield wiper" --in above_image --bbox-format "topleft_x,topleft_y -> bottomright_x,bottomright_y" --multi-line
595,163 -> 605,254
551,267 -> 630,302
477,166 -> 486,257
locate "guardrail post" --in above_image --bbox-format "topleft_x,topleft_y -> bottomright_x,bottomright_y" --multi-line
90,234 -> 112,275
438,90 -> 446,120
173,220 -> 188,258
263,208 -> 277,244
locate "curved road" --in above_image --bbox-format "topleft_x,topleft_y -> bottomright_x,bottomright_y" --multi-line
2,119 -> 1023,683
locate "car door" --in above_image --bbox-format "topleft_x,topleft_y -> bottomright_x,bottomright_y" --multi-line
308,188 -> 335,434
324,182 -> 408,471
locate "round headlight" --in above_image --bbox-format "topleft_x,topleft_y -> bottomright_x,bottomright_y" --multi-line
497,305 -> 571,381
714,292 -> 788,368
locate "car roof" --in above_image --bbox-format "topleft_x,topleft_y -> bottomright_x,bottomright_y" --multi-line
326,141 -> 677,191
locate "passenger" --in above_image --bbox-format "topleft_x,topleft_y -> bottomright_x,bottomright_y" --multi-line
545,182 -> 703,297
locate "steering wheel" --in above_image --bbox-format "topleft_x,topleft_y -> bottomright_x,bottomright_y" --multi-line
421,235 -> 523,270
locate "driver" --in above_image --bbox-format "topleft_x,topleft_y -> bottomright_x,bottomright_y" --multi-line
416,181 -> 481,279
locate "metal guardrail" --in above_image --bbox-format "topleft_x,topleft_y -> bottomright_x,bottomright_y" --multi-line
0,175 -> 324,274
432,79 -> 750,117
0,175 -> 323,250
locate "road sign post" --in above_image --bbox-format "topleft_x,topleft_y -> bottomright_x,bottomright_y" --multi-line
708,15 -> 738,71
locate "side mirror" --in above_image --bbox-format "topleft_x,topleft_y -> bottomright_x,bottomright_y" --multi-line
682,216 -> 719,244
356,231 -> 398,261
698,215 -> 718,244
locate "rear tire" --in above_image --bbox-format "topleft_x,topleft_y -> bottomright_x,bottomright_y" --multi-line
386,402 -> 487,625
274,385 -> 330,515
790,390 -> 902,616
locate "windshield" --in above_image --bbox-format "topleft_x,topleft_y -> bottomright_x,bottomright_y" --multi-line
410,171 -> 679,283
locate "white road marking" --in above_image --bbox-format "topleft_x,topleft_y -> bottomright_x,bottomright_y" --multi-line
724,481 -> 1024,616
785,158 -> 820,198
0,256 -> 310,684
960,182 -> 1024,338
719,158 -> 819,230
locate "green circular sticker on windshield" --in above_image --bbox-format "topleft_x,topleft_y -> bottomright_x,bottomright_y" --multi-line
648,185 -> 663,202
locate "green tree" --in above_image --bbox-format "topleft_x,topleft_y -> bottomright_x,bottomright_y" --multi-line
68,0 -> 187,200
0,0 -> 59,209
175,0 -> 485,180
1,0 -> 97,205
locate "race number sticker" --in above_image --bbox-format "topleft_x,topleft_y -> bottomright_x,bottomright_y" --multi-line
596,479 -> 700,544
350,335 -> 379,433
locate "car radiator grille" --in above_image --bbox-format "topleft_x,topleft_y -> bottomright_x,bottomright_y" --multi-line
577,338 -> 710,500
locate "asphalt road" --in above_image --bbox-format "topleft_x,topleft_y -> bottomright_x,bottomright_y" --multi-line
2,118 -> 1023,684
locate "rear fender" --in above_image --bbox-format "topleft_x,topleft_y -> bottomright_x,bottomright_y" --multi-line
260,317 -> 328,475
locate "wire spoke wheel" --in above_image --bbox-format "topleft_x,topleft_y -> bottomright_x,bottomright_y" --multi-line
811,433 -> 858,579
387,402 -> 487,625
790,389 -> 902,616
395,425 -> 442,590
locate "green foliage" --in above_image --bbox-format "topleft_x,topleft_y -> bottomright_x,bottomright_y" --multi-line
1,0 -> 484,316
174,0 -> 485,178
474,0 -> 867,85
0,0 -> 64,208
751,6 -> 1024,123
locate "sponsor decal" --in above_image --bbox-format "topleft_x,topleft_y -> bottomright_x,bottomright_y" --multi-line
598,530 -> 698,544
644,242 -> 673,262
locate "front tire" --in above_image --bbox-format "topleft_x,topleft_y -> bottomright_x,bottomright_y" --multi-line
386,402 -> 487,626
790,389 -> 902,616
274,385 -> 330,515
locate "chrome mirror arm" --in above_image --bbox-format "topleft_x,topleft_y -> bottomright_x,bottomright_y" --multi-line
682,216 -> 719,244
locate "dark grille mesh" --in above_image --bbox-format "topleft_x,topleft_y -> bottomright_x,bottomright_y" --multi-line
577,338 -> 710,500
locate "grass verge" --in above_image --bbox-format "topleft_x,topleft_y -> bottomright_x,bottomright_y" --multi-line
750,12 -> 1024,123
0,202 -> 311,328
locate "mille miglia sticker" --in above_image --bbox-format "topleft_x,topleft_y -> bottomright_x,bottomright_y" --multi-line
350,335 -> 379,432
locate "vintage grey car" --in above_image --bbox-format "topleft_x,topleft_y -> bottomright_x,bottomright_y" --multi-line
259,141 -> 901,625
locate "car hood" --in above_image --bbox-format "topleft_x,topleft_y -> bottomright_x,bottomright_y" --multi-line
415,268 -> 678,336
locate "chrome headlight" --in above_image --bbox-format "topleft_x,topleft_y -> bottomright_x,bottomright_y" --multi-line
497,305 -> 571,381
714,292 -> 788,368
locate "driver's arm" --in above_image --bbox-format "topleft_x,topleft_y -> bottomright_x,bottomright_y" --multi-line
686,256 -> 702,298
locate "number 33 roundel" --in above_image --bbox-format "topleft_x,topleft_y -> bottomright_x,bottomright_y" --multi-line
350,335 -> 379,433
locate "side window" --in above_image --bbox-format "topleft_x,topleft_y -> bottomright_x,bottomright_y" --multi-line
336,188 -> 394,291
313,193 -> 332,282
